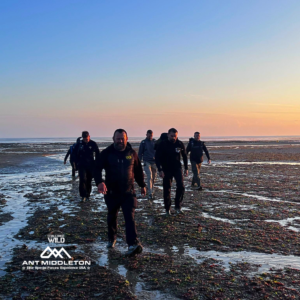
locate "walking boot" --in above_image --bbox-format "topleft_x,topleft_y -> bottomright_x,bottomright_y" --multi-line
107,240 -> 116,248
125,244 -> 143,257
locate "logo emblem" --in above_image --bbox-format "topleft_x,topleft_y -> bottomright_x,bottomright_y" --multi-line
175,148 -> 181,153
126,156 -> 132,159
47,231 -> 65,243
40,247 -> 71,259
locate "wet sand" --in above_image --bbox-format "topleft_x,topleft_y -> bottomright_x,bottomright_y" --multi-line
0,140 -> 300,299
0,142 -> 66,169
0,153 -> 48,169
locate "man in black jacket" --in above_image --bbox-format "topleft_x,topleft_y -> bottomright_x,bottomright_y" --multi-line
186,132 -> 211,190
155,128 -> 188,216
94,129 -> 146,257
71,131 -> 100,202
64,137 -> 81,178
64,144 -> 76,177
154,133 -> 168,151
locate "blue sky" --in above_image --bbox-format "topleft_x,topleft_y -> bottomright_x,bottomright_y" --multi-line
1,0 -> 300,137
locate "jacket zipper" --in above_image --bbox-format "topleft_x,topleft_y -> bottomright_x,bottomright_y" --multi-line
121,159 -> 124,192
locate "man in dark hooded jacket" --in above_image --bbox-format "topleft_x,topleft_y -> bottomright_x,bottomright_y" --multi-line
64,137 -> 81,178
71,131 -> 100,201
94,129 -> 146,257
186,132 -> 211,190
155,128 -> 188,216
154,133 -> 168,151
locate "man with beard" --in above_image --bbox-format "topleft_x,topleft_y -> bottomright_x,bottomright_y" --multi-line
71,131 -> 100,202
186,132 -> 211,190
138,129 -> 157,201
155,128 -> 188,216
94,129 -> 146,256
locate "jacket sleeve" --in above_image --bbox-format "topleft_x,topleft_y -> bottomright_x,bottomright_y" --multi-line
153,139 -> 156,158
155,143 -> 163,172
71,144 -> 79,164
94,141 -> 101,160
64,149 -> 70,162
138,141 -> 144,161
203,143 -> 210,160
186,142 -> 191,155
181,142 -> 188,170
133,152 -> 146,188
94,150 -> 106,186
154,139 -> 159,151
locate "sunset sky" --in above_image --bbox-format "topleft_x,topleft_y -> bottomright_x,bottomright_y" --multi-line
1,0 -> 300,138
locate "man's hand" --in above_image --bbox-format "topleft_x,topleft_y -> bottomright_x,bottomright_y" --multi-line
64,161 -> 66,165
97,182 -> 107,194
184,169 -> 188,176
141,187 -> 146,197
208,160 -> 211,164
159,171 -> 165,178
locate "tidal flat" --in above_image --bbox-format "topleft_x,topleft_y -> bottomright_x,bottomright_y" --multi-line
0,139 -> 300,299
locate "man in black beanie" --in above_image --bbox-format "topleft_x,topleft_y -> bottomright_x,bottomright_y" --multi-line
71,131 -> 100,202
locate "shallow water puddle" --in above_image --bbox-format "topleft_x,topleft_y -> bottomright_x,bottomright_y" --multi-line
202,212 -> 236,224
265,216 -> 300,232
0,166 -> 79,274
215,161 -> 300,166
206,189 -> 300,205
183,247 -> 300,273
77,241 -> 178,299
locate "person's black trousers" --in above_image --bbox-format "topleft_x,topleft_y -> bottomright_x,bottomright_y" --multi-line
78,166 -> 93,198
105,192 -> 139,246
163,168 -> 185,211
191,161 -> 201,187
70,161 -> 76,177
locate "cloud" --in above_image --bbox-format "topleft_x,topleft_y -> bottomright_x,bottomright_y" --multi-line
252,111 -> 300,114
251,103 -> 297,107
183,94 -> 211,100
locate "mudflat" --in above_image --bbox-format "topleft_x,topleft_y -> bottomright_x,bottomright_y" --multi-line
0,140 -> 300,299
0,142 -> 65,169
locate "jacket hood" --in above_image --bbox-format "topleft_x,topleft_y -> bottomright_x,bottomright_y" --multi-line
160,133 -> 168,140
190,138 -> 201,143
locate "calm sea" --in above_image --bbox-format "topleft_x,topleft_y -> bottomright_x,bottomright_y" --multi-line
1,136 -> 300,144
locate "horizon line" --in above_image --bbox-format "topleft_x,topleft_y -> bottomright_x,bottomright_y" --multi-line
1,135 -> 300,139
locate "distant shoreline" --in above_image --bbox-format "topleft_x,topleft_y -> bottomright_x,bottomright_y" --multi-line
1,135 -> 300,144
1,139 -> 300,171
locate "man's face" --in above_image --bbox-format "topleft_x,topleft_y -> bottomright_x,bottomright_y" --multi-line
113,132 -> 128,151
194,133 -> 200,141
168,131 -> 178,143
146,132 -> 153,140
83,135 -> 90,143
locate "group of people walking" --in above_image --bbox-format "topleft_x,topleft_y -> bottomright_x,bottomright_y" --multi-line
64,128 -> 210,256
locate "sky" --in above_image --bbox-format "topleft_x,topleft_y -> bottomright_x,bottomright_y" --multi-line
1,0 -> 300,138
